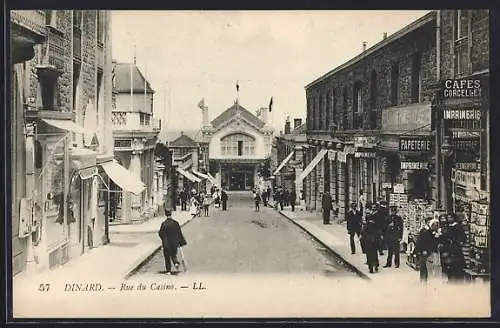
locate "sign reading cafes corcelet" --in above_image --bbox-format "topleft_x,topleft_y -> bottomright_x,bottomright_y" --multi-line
442,79 -> 481,98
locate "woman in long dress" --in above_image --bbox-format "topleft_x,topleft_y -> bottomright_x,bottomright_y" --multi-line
189,195 -> 200,218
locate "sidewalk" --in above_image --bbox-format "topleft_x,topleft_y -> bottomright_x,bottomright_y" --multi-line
277,206 -> 420,283
13,210 -> 194,284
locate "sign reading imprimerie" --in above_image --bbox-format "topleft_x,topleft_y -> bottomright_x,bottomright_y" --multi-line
399,137 -> 432,152
400,162 -> 429,170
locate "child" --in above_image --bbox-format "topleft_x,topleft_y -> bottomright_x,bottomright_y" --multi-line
203,193 -> 210,216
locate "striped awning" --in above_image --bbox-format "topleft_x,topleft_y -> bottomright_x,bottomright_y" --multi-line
273,151 -> 295,176
295,149 -> 328,183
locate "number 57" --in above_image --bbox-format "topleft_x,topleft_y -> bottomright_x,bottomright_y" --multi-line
38,283 -> 50,292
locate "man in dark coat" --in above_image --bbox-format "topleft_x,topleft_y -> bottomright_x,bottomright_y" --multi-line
414,217 -> 438,283
361,204 -> 380,273
221,189 -> 228,211
383,206 -> 404,268
180,189 -> 187,211
158,209 -> 187,275
290,188 -> 297,212
441,214 -> 466,282
321,191 -> 333,224
373,202 -> 387,256
346,202 -> 363,254
278,188 -> 284,211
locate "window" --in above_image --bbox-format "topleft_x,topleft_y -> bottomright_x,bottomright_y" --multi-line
73,11 -> 82,29
97,11 -> 104,44
315,96 -> 320,130
391,62 -> 399,106
96,70 -> 103,113
330,89 -> 336,130
221,133 -> 255,157
40,77 -> 57,110
342,86 -> 348,130
307,96 -> 313,130
455,10 -> 470,40
411,52 -> 422,103
353,82 -> 363,129
370,70 -> 377,109
73,61 -> 81,110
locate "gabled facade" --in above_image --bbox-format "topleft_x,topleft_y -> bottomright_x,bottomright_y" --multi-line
202,101 -> 274,190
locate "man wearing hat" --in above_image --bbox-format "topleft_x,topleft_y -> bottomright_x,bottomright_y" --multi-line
158,208 -> 187,275
383,206 -> 404,268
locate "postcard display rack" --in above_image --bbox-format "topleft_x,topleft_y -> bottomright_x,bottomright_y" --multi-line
404,198 -> 434,270
465,200 -> 490,278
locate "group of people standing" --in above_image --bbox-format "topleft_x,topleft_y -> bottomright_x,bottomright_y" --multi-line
272,187 -> 297,212
178,186 -> 229,219
345,201 -> 403,274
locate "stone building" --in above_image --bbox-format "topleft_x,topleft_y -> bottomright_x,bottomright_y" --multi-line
110,61 -> 161,222
272,117 -> 307,194
11,10 -> 114,275
169,131 -> 204,192
200,101 -> 274,191
302,11 -> 438,220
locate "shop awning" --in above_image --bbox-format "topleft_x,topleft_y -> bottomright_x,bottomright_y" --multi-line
100,161 -> 146,196
42,118 -> 95,135
176,167 -> 201,183
273,151 -> 295,175
192,170 -> 209,180
206,172 -> 219,186
295,149 -> 328,183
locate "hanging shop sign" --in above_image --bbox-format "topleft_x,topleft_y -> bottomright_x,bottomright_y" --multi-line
393,184 -> 405,194
354,152 -> 376,158
451,137 -> 480,151
381,182 -> 393,190
337,151 -> 347,163
443,109 -> 481,120
79,167 -> 98,180
400,161 -> 429,170
455,162 -> 479,171
327,150 -> 336,160
399,136 -> 433,152
442,79 -> 482,99
354,136 -> 378,149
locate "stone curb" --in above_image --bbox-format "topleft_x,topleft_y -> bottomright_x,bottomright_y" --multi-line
277,210 -> 371,281
123,215 -> 197,279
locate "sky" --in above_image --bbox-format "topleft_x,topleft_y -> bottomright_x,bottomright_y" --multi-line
111,10 -> 431,140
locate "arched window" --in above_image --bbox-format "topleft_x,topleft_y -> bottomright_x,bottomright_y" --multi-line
221,133 -> 256,157
370,70 -> 377,109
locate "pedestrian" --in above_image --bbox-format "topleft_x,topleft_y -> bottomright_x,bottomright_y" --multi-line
213,188 -> 220,208
361,204 -> 380,273
440,213 -> 466,283
221,189 -> 228,211
283,189 -> 289,207
158,208 -> 187,275
383,206 -> 404,268
202,193 -> 210,216
253,190 -> 261,211
180,189 -> 187,211
261,189 -> 268,207
321,191 -> 333,224
189,194 -> 200,218
299,189 -> 304,210
290,188 -> 297,212
372,203 -> 386,256
414,217 -> 442,284
278,187 -> 284,210
346,202 -> 363,254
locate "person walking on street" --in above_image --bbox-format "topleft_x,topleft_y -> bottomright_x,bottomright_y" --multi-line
290,188 -> 297,212
383,206 -> 404,268
283,189 -> 289,207
372,203 -> 386,256
180,189 -> 187,211
414,217 -> 441,283
322,191 -> 333,224
189,194 -> 200,218
158,209 -> 187,275
202,193 -> 210,217
253,189 -> 261,211
441,214 -> 466,282
346,202 -> 363,254
221,189 -> 228,211
361,204 -> 380,273
261,189 -> 268,207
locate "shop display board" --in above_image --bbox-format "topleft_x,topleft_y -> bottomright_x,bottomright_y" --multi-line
466,200 -> 490,274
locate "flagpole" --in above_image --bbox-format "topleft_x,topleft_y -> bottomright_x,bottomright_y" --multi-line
144,60 -> 147,113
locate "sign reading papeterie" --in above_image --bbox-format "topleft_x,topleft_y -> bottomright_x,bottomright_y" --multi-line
399,136 -> 433,152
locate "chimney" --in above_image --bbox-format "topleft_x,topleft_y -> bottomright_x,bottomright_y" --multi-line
383,32 -> 388,40
293,118 -> 302,129
284,117 -> 291,134
362,41 -> 367,52
202,106 -> 209,127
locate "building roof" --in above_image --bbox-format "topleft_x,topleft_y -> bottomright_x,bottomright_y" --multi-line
170,132 -> 198,148
305,11 -> 436,89
113,62 -> 155,93
210,102 -> 265,129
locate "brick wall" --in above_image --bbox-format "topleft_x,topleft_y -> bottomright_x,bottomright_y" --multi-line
306,18 -> 437,133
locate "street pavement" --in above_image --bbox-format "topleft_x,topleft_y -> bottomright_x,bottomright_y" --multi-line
133,192 -> 357,278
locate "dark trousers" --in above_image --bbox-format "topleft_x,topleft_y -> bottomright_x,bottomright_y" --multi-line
181,201 -> 187,211
385,239 -> 400,266
365,242 -> 379,272
279,201 -> 284,211
163,245 -> 179,273
323,210 -> 330,224
419,255 -> 429,282
203,205 -> 209,216
291,201 -> 295,212
222,200 -> 227,210
349,231 -> 361,254
255,201 -> 260,211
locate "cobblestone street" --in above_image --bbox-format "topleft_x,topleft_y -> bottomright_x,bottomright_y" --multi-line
134,193 -> 357,277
